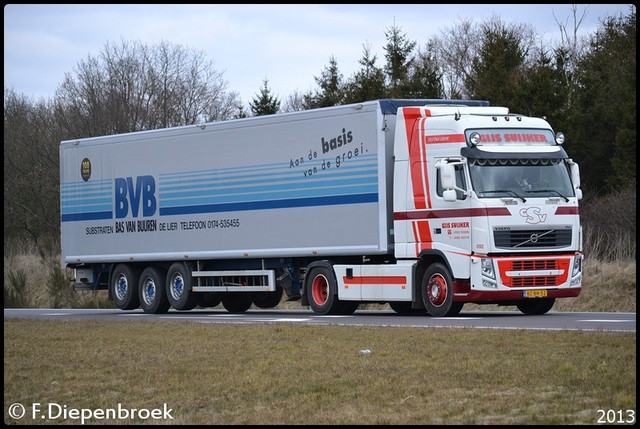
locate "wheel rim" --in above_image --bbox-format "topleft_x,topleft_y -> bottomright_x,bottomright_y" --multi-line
115,274 -> 128,301
170,273 -> 184,301
142,277 -> 157,305
427,274 -> 447,307
311,275 -> 328,306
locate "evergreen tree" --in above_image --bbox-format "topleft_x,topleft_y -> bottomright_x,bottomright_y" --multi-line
304,56 -> 344,109
343,43 -> 387,104
234,103 -> 249,119
465,18 -> 528,107
383,23 -> 417,98
516,45 -> 566,122
400,43 -> 444,99
249,78 -> 280,116
569,8 -> 636,192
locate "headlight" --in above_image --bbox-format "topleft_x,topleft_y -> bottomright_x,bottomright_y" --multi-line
481,258 -> 495,279
468,132 -> 481,147
572,253 -> 583,277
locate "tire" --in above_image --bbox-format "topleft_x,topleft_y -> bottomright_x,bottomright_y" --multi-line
166,262 -> 198,311
251,287 -> 284,308
389,301 -> 425,315
336,301 -> 359,315
517,298 -> 556,315
306,266 -> 340,315
139,267 -> 170,314
110,264 -> 140,310
221,293 -> 253,313
421,263 -> 463,317
197,292 -> 222,308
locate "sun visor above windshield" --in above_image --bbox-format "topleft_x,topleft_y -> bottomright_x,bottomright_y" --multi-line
461,145 -> 568,160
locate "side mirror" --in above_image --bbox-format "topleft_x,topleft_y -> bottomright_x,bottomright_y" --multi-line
575,188 -> 583,200
569,160 -> 580,188
440,163 -> 456,190
568,160 -> 582,200
443,189 -> 457,202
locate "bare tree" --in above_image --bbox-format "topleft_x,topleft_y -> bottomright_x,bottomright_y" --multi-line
552,4 -> 590,107
55,39 -> 241,139
4,89 -> 61,245
431,17 -> 480,99
281,89 -> 308,113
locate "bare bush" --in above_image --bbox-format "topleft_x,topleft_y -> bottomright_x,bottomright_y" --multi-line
581,182 -> 636,261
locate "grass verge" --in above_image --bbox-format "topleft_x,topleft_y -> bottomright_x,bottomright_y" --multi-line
3,319 -> 636,425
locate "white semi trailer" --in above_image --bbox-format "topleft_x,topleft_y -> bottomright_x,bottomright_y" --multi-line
60,99 -> 583,316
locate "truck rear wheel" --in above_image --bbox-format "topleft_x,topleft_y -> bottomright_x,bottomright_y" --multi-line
306,266 -> 340,315
111,264 -> 140,310
517,298 -> 555,315
166,262 -> 198,311
139,267 -> 170,314
421,263 -> 463,317
221,293 -> 253,313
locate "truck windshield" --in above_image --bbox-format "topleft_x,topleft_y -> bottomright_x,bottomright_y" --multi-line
469,158 -> 575,200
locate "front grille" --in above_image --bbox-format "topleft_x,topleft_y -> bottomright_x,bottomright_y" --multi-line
494,228 -> 572,249
497,258 -> 571,287
512,276 -> 557,287
511,260 -> 557,270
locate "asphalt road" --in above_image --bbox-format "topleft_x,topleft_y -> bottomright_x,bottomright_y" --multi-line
4,308 -> 636,333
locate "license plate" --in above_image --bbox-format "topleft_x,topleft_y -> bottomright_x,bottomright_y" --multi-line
523,289 -> 548,298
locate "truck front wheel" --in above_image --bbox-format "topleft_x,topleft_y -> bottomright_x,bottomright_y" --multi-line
421,263 -> 463,317
166,262 -> 198,311
139,267 -> 170,314
306,266 -> 340,315
389,301 -> 424,315
517,298 -> 555,315
111,264 -> 140,310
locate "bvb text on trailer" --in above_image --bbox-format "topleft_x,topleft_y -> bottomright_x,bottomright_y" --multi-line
60,99 -> 583,316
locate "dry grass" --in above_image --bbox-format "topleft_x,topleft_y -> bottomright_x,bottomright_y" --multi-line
2,251 -> 637,314
552,259 -> 636,313
3,319 -> 635,425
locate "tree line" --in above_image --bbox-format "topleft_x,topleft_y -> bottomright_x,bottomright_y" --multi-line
3,5 -> 635,248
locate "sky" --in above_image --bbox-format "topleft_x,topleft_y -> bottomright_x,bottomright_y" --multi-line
3,4 -> 634,106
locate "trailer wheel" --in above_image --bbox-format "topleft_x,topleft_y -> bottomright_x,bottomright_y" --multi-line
421,263 -> 463,317
110,264 -> 140,310
139,267 -> 170,314
251,287 -> 284,308
197,292 -> 221,308
516,298 -> 556,315
306,266 -> 340,315
221,293 -> 253,313
166,262 -> 198,311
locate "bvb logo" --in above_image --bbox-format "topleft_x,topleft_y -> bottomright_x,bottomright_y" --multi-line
81,158 -> 91,181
